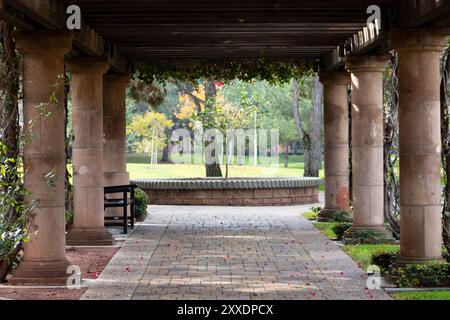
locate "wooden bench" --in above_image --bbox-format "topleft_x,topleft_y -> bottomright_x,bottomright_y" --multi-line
104,184 -> 137,234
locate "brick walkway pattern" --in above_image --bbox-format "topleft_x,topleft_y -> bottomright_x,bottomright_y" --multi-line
82,204 -> 390,300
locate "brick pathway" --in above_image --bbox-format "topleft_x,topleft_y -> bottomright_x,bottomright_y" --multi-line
82,203 -> 390,300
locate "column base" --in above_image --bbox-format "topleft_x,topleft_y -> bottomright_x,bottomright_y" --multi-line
317,208 -> 352,222
393,256 -> 446,268
66,227 -> 114,246
8,259 -> 71,286
344,226 -> 395,244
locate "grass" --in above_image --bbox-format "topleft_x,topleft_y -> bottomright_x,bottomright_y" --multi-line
303,211 -> 318,220
342,244 -> 400,270
312,222 -> 340,239
126,153 -> 325,190
392,291 -> 450,300
312,221 -> 400,269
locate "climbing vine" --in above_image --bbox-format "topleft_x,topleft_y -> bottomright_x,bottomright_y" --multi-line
135,58 -> 314,84
383,52 -> 400,239
441,45 -> 450,254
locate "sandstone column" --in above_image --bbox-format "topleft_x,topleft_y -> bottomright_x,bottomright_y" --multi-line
345,54 -> 392,242
66,57 -> 113,246
318,71 -> 351,221
391,29 -> 448,264
103,73 -> 130,219
10,32 -> 72,285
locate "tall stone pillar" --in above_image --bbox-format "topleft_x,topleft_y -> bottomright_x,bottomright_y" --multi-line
103,73 -> 130,219
391,29 -> 448,264
345,54 -> 393,242
318,71 -> 351,221
66,57 -> 113,246
10,32 -> 72,285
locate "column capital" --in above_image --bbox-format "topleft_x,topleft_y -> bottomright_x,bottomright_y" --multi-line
319,71 -> 351,86
66,57 -> 109,75
104,72 -> 131,86
389,28 -> 449,53
345,54 -> 390,73
14,31 -> 72,55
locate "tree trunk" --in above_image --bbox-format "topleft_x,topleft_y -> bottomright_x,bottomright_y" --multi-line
308,73 -> 323,177
161,145 -> 171,163
293,78 -> 309,176
293,77 -> 322,178
441,47 -> 450,253
204,79 -> 223,177
284,144 -> 289,168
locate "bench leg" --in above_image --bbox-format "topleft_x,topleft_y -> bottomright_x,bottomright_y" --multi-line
123,192 -> 128,234
131,202 -> 135,229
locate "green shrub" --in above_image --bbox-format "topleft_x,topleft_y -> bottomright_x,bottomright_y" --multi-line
65,209 -> 73,229
134,188 -> 149,222
0,143 -> 32,283
331,210 -> 353,222
332,223 -> 352,241
331,222 -> 352,241
311,206 -> 322,214
344,229 -> 395,245
390,263 -> 450,288
371,251 -> 399,273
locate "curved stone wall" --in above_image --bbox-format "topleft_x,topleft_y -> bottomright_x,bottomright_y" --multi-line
132,178 -> 322,206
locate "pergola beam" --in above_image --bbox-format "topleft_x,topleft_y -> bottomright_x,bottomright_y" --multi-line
2,0 -> 128,72
0,0 -> 35,30
399,0 -> 450,27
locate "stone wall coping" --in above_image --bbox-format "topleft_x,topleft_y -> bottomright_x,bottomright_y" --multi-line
131,177 -> 322,190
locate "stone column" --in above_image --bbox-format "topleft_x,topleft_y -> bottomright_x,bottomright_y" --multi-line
10,32 -> 72,285
391,29 -> 448,264
318,71 -> 351,221
103,73 -> 130,218
345,54 -> 393,243
66,57 -> 114,246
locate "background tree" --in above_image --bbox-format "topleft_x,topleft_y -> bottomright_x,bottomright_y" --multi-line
128,111 -> 174,164
293,75 -> 323,177
203,79 -> 223,177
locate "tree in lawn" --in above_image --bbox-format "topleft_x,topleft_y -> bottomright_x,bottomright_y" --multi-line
222,80 -> 300,168
176,79 -> 225,177
126,78 -> 168,156
127,111 -> 174,165
278,115 -> 297,168
194,90 -> 254,180
259,105 -> 297,168
293,75 -> 323,177
204,80 -> 223,177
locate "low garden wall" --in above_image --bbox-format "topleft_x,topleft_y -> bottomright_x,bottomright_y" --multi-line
132,177 -> 322,206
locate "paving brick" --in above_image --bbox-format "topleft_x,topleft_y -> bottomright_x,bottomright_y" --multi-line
82,196 -> 391,301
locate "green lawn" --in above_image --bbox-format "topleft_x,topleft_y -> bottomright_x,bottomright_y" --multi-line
342,244 -> 400,269
312,222 -> 340,239
126,153 -> 325,185
312,221 -> 400,269
392,291 -> 450,300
